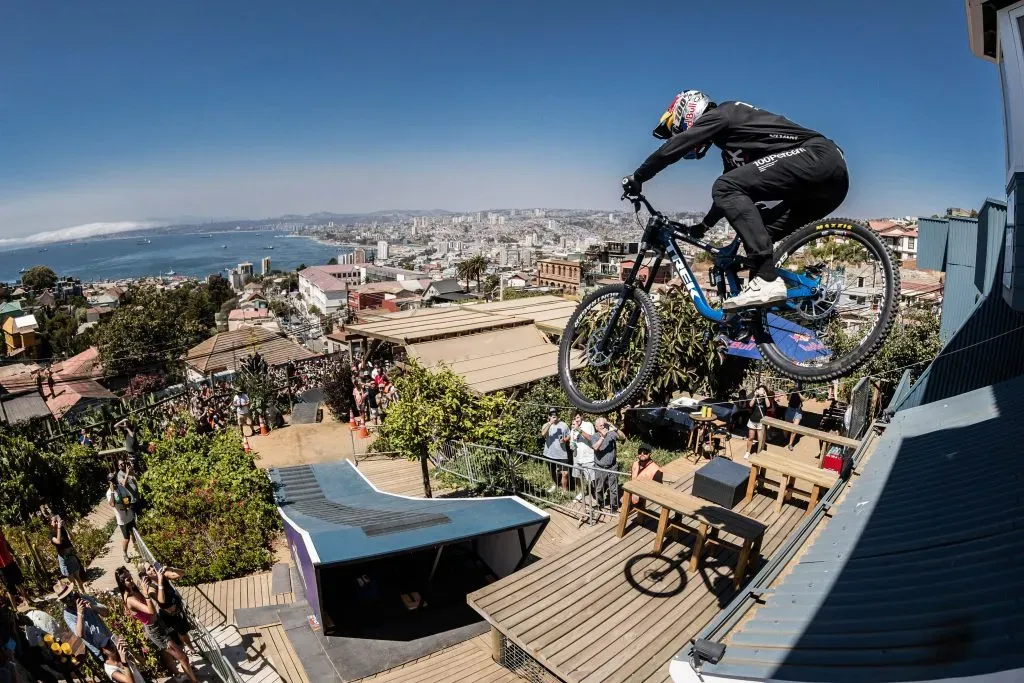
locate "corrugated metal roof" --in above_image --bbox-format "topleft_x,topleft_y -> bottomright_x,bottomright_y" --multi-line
939,263 -> 982,342
183,326 -> 317,374
946,216 -> 980,267
405,326 -> 581,394
0,393 -> 51,424
270,460 -> 548,567
975,199 -> 1007,295
695,375 -> 1024,682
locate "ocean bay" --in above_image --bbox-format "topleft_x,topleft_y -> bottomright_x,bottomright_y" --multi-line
0,231 -> 348,282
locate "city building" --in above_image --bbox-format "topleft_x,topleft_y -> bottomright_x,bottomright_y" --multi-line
238,262 -> 254,279
869,220 -> 919,261
0,301 -> 23,328
360,264 -> 428,283
422,278 -> 473,305
261,256 -> 272,275
536,258 -> 583,294
2,314 -> 39,359
619,256 -> 673,284
298,264 -> 361,314
377,240 -> 390,260
227,308 -> 277,332
230,270 -> 243,290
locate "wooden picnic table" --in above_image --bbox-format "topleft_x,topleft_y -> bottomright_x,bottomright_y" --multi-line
745,451 -> 839,516
759,415 -> 860,461
618,478 -> 767,588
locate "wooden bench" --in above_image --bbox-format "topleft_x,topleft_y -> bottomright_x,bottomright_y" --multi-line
760,415 -> 860,461
618,478 -> 767,588
745,451 -> 839,516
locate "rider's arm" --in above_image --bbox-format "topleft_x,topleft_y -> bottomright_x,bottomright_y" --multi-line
633,108 -> 730,183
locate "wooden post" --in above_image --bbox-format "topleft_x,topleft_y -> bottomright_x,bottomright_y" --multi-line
490,626 -> 503,663
653,507 -> 670,554
744,465 -> 759,503
689,522 -> 709,572
734,539 -> 753,589
616,490 -> 633,538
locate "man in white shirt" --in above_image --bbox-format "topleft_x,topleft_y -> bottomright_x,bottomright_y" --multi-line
232,391 -> 252,437
106,473 -> 136,564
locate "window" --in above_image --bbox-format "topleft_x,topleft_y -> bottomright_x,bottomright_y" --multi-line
907,237 -> 916,250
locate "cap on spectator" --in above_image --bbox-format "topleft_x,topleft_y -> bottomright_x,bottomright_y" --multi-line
547,407 -> 558,417
107,473 -> 116,483
637,443 -> 653,454
54,580 -> 75,600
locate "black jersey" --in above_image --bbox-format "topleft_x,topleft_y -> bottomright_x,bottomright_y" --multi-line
633,101 -> 825,182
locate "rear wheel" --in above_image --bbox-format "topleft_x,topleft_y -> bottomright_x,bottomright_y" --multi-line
756,218 -> 900,382
558,284 -> 661,413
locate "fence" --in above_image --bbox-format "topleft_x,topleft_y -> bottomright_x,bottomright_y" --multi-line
430,441 -> 630,524
131,530 -> 244,683
846,375 -> 872,440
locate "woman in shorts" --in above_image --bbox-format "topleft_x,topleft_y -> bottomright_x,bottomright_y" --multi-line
50,516 -> 86,593
745,385 -> 773,459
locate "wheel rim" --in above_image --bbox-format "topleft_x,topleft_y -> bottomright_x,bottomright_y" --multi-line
562,290 -> 654,407
763,227 -> 891,370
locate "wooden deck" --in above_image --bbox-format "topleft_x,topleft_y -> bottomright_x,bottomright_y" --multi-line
179,571 -> 294,629
354,455 -> 433,497
179,572 -> 305,683
239,624 -> 311,683
355,633 -> 519,683
468,456 -> 816,683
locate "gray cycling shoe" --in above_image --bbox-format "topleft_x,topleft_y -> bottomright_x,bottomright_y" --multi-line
722,277 -> 788,310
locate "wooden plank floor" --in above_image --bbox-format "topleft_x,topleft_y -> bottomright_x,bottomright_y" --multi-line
468,457 -> 815,683
240,624 -> 311,683
353,455 -> 434,497
179,571 -> 294,629
530,507 -> 603,560
355,632 -> 519,683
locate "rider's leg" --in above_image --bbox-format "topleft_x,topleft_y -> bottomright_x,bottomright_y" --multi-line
711,138 -> 848,307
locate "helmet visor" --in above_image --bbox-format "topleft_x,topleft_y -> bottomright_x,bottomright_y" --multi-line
652,110 -> 674,140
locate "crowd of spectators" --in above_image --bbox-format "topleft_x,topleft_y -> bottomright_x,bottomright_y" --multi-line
352,362 -> 398,426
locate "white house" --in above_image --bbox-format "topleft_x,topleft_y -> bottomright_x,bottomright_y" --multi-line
298,265 -> 361,314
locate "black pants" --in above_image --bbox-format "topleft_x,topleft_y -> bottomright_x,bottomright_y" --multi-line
711,137 -> 849,275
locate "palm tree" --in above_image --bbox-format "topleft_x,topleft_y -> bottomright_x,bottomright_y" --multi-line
465,255 -> 489,293
456,261 -> 474,291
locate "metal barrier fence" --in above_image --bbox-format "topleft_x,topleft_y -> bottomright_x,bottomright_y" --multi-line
131,530 -> 244,683
430,441 -> 631,524
847,375 -> 872,439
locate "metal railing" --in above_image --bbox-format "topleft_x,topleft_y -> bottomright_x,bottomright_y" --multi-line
131,530 -> 244,683
847,375 -> 872,439
431,441 -> 630,524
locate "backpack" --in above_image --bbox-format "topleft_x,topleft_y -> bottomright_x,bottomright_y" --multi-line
113,482 -> 136,511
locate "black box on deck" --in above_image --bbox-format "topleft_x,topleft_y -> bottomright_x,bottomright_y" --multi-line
692,457 -> 750,509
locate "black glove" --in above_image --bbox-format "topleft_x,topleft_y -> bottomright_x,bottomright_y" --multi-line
688,222 -> 708,239
621,175 -> 642,197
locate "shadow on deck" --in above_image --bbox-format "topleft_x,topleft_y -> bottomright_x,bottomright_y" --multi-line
468,458 -> 817,683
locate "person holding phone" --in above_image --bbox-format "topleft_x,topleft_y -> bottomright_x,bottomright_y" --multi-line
541,408 -> 570,492
745,385 -> 773,459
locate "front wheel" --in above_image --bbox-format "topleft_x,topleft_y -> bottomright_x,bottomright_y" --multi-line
756,217 -> 900,382
558,284 -> 661,413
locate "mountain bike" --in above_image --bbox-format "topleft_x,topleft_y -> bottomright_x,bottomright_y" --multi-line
557,192 -> 900,413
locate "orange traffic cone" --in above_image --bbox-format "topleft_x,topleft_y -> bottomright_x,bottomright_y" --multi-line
259,416 -> 269,436
243,436 -> 252,453
349,412 -> 357,429
357,422 -> 370,439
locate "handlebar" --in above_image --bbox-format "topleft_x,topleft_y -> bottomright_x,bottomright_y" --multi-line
621,191 -> 659,217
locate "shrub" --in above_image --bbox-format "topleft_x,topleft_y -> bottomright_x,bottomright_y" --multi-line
138,430 -> 279,585
0,432 -> 107,526
322,360 -> 355,420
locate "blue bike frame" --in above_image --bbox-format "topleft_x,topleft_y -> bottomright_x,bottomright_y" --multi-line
625,210 -> 820,324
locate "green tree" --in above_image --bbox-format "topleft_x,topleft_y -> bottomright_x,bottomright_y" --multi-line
204,275 -> 235,310
21,265 -> 57,291
833,308 -> 941,406
372,362 -> 513,497
297,263 -> 307,272
36,308 -> 79,359
327,257 -> 339,265
483,274 -> 501,299
465,255 -> 489,293
96,285 -> 211,375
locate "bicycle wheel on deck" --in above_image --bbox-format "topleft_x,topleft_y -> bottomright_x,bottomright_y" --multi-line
756,218 -> 900,382
558,284 -> 661,414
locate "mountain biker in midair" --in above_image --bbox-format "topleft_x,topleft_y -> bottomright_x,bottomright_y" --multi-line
622,91 -> 849,311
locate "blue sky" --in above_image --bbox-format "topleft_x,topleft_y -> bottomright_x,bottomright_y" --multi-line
0,0 -> 1007,239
